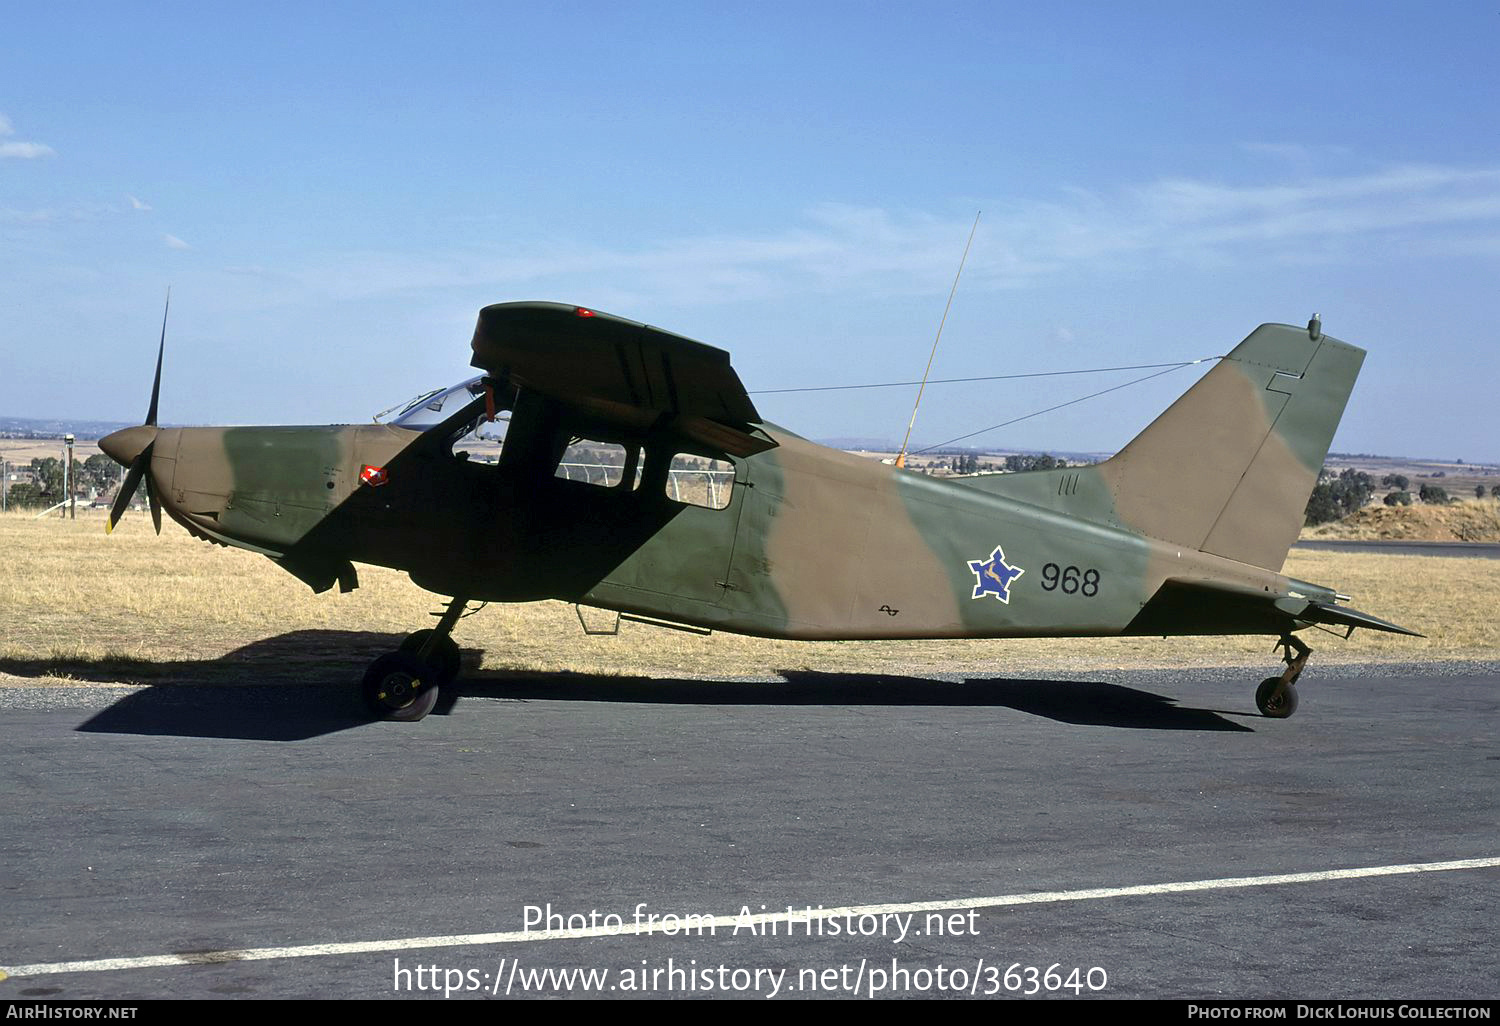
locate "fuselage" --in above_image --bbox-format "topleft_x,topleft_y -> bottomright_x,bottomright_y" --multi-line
117,421 -> 1330,642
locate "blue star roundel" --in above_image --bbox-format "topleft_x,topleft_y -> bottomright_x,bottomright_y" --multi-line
967,545 -> 1025,603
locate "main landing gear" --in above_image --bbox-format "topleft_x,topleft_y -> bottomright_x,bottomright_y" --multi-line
1255,633 -> 1310,719
362,595 -> 469,721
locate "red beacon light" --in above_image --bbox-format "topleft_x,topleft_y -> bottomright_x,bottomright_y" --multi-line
575,307 -> 596,318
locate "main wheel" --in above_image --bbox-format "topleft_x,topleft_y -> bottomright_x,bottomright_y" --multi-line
363,651 -> 440,721
1255,676 -> 1299,718
399,630 -> 462,684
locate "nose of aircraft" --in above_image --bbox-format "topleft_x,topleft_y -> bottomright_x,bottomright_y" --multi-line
99,424 -> 159,467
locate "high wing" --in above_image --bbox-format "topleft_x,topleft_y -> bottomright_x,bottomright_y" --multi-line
469,301 -> 776,457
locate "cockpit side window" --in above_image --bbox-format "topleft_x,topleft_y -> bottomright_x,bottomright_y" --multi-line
380,375 -> 511,459
382,376 -> 497,430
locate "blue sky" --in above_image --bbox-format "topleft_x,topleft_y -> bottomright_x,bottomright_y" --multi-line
3,2 -> 1498,459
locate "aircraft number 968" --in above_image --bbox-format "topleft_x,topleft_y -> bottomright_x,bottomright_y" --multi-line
1040,563 -> 1099,597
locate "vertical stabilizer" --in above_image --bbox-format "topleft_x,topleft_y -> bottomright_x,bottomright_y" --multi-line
1098,320 -> 1365,572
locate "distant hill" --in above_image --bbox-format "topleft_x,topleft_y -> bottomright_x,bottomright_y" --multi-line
1304,500 -> 1500,542
820,437 -> 1112,463
0,416 -> 134,440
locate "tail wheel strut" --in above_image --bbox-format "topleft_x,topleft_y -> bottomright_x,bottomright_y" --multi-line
1256,633 -> 1310,719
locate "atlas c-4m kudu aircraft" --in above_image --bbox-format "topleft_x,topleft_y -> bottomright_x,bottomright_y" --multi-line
100,302 -> 1417,721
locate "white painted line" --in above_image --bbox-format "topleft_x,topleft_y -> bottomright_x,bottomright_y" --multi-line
4,856 -> 1498,979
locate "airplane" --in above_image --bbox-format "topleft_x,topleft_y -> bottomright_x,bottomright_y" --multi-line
99,301 -> 1418,722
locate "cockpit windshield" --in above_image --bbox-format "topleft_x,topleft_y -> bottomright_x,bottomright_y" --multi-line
376,375 -> 509,444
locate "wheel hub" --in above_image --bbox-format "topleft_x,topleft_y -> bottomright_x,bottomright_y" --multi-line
377,671 -> 422,708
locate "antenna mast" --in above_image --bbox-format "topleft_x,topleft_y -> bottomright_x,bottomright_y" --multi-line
895,210 -> 980,468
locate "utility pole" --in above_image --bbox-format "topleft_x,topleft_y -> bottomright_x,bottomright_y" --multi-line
64,434 -> 76,519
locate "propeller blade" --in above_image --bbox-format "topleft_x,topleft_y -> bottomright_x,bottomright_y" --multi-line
146,288 -> 169,427
105,446 -> 151,535
145,470 -> 162,535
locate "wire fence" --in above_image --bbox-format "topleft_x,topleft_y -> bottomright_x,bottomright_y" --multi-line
555,463 -> 734,509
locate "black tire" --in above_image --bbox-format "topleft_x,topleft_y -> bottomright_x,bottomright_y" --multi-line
363,651 -> 440,721
399,630 -> 462,685
1255,676 -> 1299,718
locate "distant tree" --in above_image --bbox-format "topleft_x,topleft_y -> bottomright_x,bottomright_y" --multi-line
999,453 -> 1060,473
1381,473 -> 1410,491
1384,491 -> 1412,507
1479,485 -> 1489,499
3,481 -> 45,509
1418,483 -> 1449,504
1333,468 -> 1374,514
30,457 -> 63,498
1305,467 -> 1375,525
79,454 -> 117,495
1305,485 -> 1341,525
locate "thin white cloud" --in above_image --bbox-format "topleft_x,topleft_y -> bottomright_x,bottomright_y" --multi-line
129,196 -> 152,211
163,234 -> 191,250
224,158 -> 1500,308
0,207 -> 55,224
0,141 -> 56,159
1237,141 -> 1352,163
0,201 -> 119,225
0,112 -> 55,159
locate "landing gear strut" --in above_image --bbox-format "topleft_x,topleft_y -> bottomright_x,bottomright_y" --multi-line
1255,633 -> 1310,718
362,595 -> 469,721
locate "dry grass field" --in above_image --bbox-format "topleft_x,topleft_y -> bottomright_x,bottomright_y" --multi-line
2,508 -> 1494,688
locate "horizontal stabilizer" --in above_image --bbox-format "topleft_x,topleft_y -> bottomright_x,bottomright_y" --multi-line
1125,577 -> 1419,638
1299,601 -> 1423,637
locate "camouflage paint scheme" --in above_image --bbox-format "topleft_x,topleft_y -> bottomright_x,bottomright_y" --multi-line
101,303 -> 1413,656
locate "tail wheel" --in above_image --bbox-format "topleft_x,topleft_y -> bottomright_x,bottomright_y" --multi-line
1255,676 -> 1299,718
363,651 -> 440,721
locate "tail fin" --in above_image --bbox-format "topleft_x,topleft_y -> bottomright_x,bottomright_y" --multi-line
1098,319 -> 1365,572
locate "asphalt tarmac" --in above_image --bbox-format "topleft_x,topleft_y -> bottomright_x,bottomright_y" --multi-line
1293,540 -> 1500,559
1,661 -> 1495,1001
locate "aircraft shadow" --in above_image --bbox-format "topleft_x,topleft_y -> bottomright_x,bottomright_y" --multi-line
461,670 -> 1254,732
0,630 -> 1254,740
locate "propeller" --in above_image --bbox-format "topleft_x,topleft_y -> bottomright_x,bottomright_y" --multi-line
101,291 -> 169,535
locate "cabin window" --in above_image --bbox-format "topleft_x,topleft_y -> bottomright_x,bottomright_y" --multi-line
665,454 -> 734,510
555,439 -> 641,490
